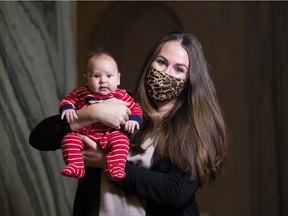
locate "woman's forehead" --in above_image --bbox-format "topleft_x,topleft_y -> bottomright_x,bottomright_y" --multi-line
158,41 -> 189,66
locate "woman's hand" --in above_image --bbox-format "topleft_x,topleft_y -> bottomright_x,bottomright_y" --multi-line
92,98 -> 132,129
80,135 -> 107,168
70,98 -> 131,131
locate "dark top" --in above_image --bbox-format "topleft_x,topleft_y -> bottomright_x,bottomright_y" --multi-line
29,115 -> 199,216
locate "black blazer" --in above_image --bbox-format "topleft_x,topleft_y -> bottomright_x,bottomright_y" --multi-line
29,115 -> 199,216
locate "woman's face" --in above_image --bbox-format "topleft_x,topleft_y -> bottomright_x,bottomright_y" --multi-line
151,41 -> 189,80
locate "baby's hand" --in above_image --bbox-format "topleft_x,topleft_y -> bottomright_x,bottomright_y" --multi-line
61,109 -> 78,123
124,120 -> 139,134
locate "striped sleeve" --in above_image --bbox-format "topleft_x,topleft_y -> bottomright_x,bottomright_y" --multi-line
114,89 -> 143,125
59,87 -> 87,114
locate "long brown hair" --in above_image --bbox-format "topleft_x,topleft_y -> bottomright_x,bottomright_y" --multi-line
131,31 -> 227,187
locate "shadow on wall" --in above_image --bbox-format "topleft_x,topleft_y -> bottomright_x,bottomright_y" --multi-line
89,2 -> 183,94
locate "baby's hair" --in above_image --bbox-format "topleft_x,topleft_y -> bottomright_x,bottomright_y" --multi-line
86,48 -> 114,60
85,48 -> 118,75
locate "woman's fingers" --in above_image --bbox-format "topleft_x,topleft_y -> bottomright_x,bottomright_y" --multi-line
93,98 -> 131,129
79,135 -> 97,150
80,135 -> 106,168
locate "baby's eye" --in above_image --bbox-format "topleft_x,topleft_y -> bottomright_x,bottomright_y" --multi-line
94,74 -> 100,78
107,74 -> 113,78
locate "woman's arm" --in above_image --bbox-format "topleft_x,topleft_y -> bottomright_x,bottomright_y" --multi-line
78,132 -> 198,208
113,158 -> 199,209
29,98 -> 131,151
70,98 -> 131,131
79,134 -> 198,208
29,114 -> 69,150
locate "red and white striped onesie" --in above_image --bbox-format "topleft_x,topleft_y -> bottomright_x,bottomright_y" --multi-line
59,87 -> 142,180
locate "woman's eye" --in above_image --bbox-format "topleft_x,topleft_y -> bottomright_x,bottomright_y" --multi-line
157,59 -> 166,66
175,67 -> 184,73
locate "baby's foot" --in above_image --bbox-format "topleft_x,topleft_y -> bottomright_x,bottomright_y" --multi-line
61,164 -> 85,178
105,167 -> 126,180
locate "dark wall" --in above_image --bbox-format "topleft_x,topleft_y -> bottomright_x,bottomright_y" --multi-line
77,2 -> 288,216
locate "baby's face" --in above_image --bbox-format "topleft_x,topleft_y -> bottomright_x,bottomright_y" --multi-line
86,54 -> 120,95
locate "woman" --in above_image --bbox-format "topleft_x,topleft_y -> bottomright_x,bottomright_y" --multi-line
29,31 -> 227,216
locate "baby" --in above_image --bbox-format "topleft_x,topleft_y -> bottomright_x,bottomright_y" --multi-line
59,51 -> 142,180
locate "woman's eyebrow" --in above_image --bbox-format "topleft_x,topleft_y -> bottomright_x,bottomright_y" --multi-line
156,55 -> 188,69
156,55 -> 166,60
176,63 -> 188,70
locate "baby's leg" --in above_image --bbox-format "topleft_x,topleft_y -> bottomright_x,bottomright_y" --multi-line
103,131 -> 129,180
61,133 -> 85,178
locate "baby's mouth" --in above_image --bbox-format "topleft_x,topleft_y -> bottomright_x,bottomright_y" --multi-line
99,87 -> 108,91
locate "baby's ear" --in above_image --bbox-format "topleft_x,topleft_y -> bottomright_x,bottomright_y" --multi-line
118,73 -> 121,85
84,73 -> 88,86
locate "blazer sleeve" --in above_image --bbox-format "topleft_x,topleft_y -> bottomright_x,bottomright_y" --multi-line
112,157 -> 199,209
29,115 -> 71,151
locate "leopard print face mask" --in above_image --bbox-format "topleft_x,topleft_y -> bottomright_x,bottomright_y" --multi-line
146,67 -> 186,102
